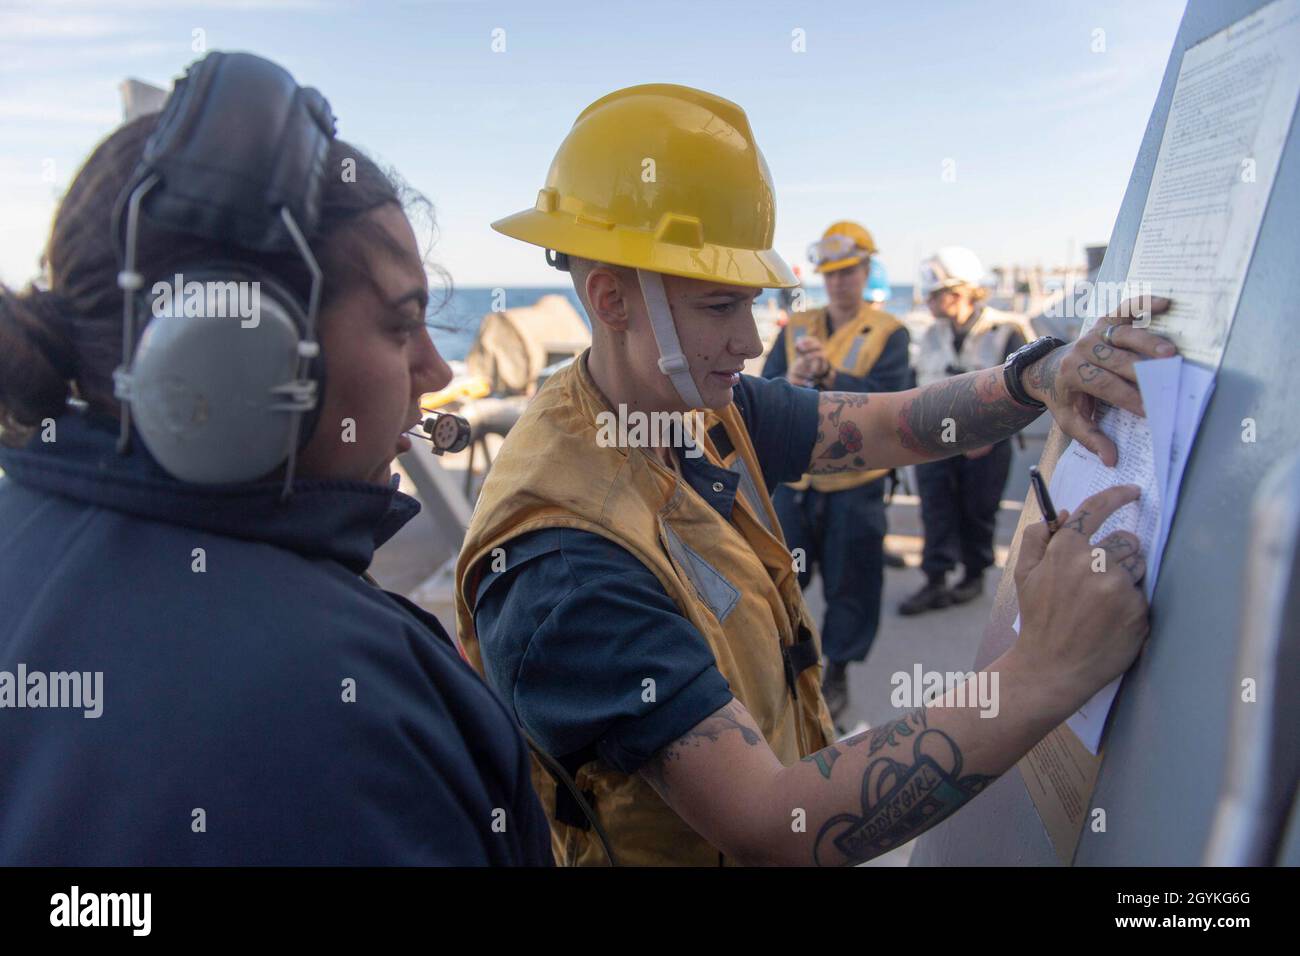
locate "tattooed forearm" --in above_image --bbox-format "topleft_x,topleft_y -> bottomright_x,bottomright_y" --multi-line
823,393 -> 870,425
801,745 -> 842,780
812,708 -> 995,866
895,367 -> 1040,459
808,392 -> 874,474
640,701 -> 761,796
849,709 -> 927,757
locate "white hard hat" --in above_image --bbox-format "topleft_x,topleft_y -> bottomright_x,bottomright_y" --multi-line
920,246 -> 985,296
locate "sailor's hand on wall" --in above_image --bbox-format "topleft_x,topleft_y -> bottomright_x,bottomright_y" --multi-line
1023,296 -> 1176,466
1010,484 -> 1149,719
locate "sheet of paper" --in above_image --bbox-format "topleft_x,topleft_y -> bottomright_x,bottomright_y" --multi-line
1010,395 -> 1161,615
1051,408 -> 1161,752
1048,412 -> 1162,593
1060,358 -> 1216,752
1136,359 -> 1183,503
1080,0 -> 1300,369
1011,356 -> 1215,753
1149,362 -> 1217,576
1018,724 -> 1105,864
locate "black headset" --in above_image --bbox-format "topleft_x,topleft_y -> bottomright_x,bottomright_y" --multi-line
111,51 -> 335,499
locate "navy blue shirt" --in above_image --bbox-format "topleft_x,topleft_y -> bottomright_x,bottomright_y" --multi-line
472,374 -> 820,774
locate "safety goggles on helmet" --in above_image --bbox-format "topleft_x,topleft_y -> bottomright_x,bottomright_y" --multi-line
807,233 -> 864,267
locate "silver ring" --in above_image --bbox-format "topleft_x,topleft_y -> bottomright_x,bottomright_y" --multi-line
1101,324 -> 1118,347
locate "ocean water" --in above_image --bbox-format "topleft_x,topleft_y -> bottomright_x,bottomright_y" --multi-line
428,285 -> 918,362
427,287 -> 584,361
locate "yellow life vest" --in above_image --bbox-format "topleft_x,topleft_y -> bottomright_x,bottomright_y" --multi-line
454,351 -> 836,866
782,304 -> 903,493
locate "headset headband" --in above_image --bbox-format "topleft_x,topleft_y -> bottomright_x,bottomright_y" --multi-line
112,51 -> 337,499
118,50 -> 336,252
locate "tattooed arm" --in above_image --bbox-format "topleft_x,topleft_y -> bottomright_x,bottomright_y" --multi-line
805,297 -> 1180,473
638,672 -> 1060,866
807,366 -> 1040,473
638,485 -> 1151,865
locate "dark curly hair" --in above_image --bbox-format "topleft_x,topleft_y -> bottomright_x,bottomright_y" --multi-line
0,110 -> 447,444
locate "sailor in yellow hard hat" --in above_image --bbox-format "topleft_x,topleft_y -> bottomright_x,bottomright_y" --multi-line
760,221 -> 911,725
453,82 -> 1174,866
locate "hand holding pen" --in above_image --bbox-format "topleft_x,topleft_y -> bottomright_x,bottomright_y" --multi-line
1026,466 -> 1145,590
1029,466 -> 1060,534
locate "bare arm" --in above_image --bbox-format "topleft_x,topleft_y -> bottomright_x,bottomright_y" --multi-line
639,675 -> 1054,866
807,365 -> 1041,473
805,297 -> 1177,474
639,484 -> 1150,865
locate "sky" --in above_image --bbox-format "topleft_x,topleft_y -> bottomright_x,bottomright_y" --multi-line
0,0 -> 1188,290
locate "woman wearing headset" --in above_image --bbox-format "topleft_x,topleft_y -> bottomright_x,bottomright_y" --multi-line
0,62 -> 551,865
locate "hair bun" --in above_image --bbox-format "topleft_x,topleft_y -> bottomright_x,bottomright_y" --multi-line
24,288 -> 80,378
0,284 -> 80,435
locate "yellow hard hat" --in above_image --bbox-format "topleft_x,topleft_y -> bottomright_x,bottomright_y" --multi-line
809,220 -> 877,274
492,83 -> 798,289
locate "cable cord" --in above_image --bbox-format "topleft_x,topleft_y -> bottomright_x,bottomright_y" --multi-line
524,735 -> 619,867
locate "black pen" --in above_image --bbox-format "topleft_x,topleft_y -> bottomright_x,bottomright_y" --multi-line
1029,466 -> 1058,532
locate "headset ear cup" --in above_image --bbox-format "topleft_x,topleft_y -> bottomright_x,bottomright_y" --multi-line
243,267 -> 324,451
231,267 -> 324,451
124,265 -> 323,483
297,337 -> 325,448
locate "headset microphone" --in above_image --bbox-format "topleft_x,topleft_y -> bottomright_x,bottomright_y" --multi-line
406,411 -> 472,456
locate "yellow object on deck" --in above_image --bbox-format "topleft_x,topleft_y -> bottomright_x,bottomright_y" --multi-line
420,376 -> 491,412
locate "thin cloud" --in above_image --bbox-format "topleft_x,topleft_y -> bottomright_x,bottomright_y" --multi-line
0,40 -> 180,74
999,62 -> 1149,114
0,97 -> 120,125
0,13 -> 132,39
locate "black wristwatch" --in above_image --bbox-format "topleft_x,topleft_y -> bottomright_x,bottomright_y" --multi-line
1003,335 -> 1065,409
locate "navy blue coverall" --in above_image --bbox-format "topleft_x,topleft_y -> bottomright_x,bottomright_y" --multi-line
761,320 -> 911,665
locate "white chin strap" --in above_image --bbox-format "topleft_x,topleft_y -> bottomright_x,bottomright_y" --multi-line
636,269 -> 706,409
